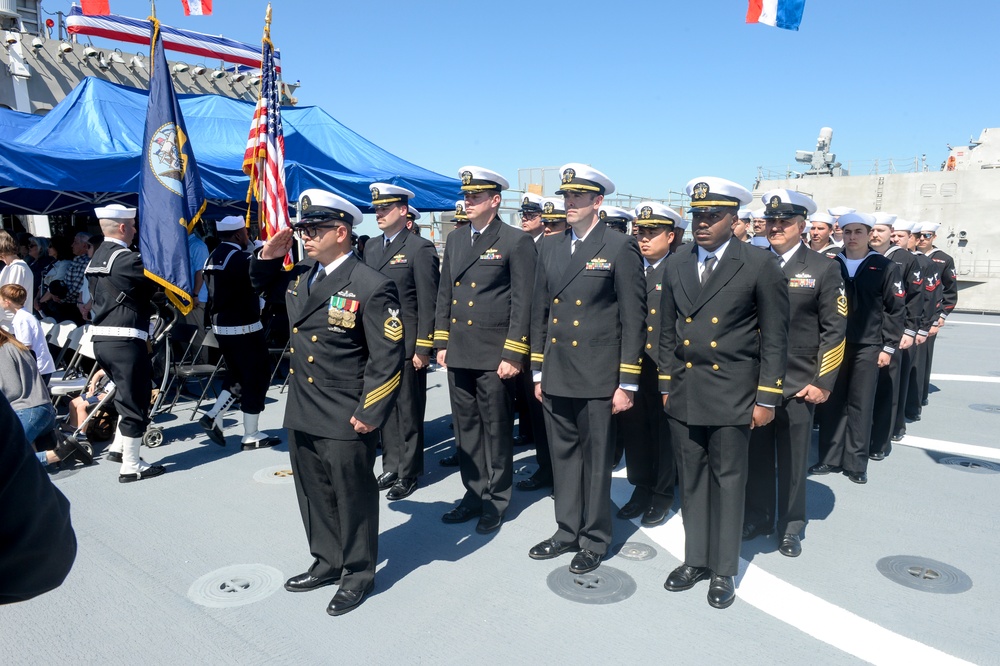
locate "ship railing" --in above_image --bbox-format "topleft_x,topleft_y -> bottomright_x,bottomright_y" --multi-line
955,258 -> 1000,279
756,157 -> 924,183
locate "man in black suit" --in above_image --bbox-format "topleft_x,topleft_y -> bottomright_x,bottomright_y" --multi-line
434,166 -> 536,534
659,177 -> 789,609
743,190 -> 846,558
364,183 -> 440,501
250,189 -> 404,616
528,163 -> 646,575
812,213 -> 904,484
616,201 -> 682,527
200,215 -> 280,449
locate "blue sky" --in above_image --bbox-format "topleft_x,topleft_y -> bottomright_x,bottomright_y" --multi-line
79,1 -> 1000,200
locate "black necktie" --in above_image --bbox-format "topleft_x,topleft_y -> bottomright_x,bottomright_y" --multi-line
701,255 -> 716,285
472,230 -> 481,245
384,236 -> 390,250
572,239 -> 580,255
311,264 -> 326,289
645,264 -> 654,277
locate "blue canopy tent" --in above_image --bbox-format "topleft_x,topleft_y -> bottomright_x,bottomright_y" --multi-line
0,77 -> 459,216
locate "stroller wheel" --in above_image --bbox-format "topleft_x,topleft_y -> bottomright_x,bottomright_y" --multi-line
143,428 -> 165,448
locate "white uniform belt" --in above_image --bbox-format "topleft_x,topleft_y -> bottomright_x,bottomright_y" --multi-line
92,326 -> 149,340
212,321 -> 263,335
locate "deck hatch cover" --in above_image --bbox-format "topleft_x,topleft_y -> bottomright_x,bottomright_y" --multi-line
876,556 -> 972,594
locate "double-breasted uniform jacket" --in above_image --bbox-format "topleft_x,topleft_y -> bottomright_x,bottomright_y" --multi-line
835,251 -> 904,352
779,243 -> 847,397
364,227 -> 440,358
434,216 -> 536,369
249,252 -> 405,439
657,240 -> 790,426
884,245 -> 924,340
530,222 -> 646,398
642,259 -> 669,371
85,241 -> 156,337
926,247 -> 958,320
204,242 -> 261,328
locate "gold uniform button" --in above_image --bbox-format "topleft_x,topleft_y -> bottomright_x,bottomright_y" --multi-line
551,338 -> 557,344
552,318 -> 558,324
572,341 -> 578,347
646,343 -> 652,350
289,368 -> 295,375
685,317 -> 692,323
452,318 -> 457,324
307,377 -> 314,383
683,340 -> 690,346
471,282 -> 476,288
713,364 -> 720,371
710,341 -> 718,348
467,320 -> 473,325
573,321 -> 579,327
712,317 -> 719,324
311,335 -> 317,342
685,362 -> 693,369
452,299 -> 457,305
290,347 -> 295,354
650,308 -> 656,315
292,327 -> 299,334
307,356 -> 314,363
576,300 -> 582,306
468,301 -> 474,307
554,298 -> 560,304
647,326 -> 653,332
455,281 -> 460,287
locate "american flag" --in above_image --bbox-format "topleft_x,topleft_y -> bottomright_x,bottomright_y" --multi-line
243,38 -> 290,246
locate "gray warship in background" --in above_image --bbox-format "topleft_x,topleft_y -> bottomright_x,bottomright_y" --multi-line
754,127 -> 1000,312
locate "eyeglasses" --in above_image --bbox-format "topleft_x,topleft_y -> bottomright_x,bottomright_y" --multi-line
918,233 -> 934,239
293,222 -> 341,239
519,212 -> 541,220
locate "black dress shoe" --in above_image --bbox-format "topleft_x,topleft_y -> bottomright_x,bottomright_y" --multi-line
617,488 -> 651,519
846,471 -> 868,484
891,431 -> 905,442
386,477 -> 417,501
921,398 -> 929,407
376,471 -> 398,490
516,473 -> 553,491
284,571 -> 340,592
475,514 -> 503,534
106,451 -> 123,463
641,505 -> 669,527
569,549 -> 602,574
741,522 -> 774,541
528,539 -> 579,560
438,453 -> 459,467
905,412 -> 921,422
707,574 -> 736,609
664,564 -> 710,591
869,451 -> 886,461
779,534 -> 802,558
118,464 -> 166,483
442,504 -> 481,524
241,436 -> 281,450
808,463 -> 840,475
326,584 -> 373,616
199,415 -> 226,447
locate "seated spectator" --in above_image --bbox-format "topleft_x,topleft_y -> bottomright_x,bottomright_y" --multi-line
0,284 -> 55,383
0,327 -> 56,444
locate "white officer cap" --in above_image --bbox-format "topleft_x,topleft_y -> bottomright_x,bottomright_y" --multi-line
555,163 -> 616,196
520,191 -> 545,213
828,206 -> 856,217
738,207 -> 754,220
216,216 -> 245,232
871,212 -> 897,227
298,189 -> 364,227
918,221 -> 941,234
837,212 -> 876,229
453,200 -> 468,221
541,197 -> 567,220
633,201 -> 684,228
892,219 -> 915,233
95,203 -> 136,219
369,182 -> 415,206
458,166 -> 509,193
407,205 -> 421,221
685,177 -> 753,213
598,205 -> 635,223
761,189 -> 818,218
809,212 -> 835,225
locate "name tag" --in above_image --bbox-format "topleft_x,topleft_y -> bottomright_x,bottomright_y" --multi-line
788,278 -> 816,289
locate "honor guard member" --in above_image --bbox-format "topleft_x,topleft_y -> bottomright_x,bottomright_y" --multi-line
528,164 -> 645,575
659,177 -> 789,609
617,202 -> 682,526
542,197 -> 569,236
250,190 -> 404,616
808,212 -> 840,257
597,205 -> 633,235
365,183 -> 440,501
515,191 -> 552,490
198,216 -> 280,449
812,213 -> 904,484
743,190 -> 845,558
434,166 -> 536,534
915,221 -> 957,407
85,204 -> 165,482
868,214 -> 921,459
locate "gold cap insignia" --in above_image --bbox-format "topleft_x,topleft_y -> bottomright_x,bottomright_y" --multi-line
562,168 -> 575,184
522,196 -> 529,206
640,206 -> 652,220
543,201 -> 554,214
370,186 -> 380,201
769,195 -> 781,209
461,171 -> 473,185
300,195 -> 311,211
692,182 -> 709,200
599,210 -> 607,220
455,202 -> 464,215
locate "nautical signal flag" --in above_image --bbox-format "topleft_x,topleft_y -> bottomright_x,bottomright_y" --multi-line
182,0 -> 213,16
746,0 -> 806,31
80,0 -> 111,15
139,17 -> 206,315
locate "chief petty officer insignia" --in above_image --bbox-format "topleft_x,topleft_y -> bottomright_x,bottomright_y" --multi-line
329,295 -> 360,329
384,308 -> 403,342
543,201 -> 555,215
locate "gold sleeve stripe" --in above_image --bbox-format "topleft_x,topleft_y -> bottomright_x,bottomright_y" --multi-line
819,353 -> 845,376
758,386 -> 784,394
821,339 -> 846,362
364,371 -> 401,409
504,339 -> 530,354
658,374 -> 671,381
433,330 -> 449,341
620,365 -> 641,375
415,339 -> 434,348
620,363 -> 642,371
531,353 -> 544,362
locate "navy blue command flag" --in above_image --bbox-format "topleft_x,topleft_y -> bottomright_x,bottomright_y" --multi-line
138,16 -> 206,315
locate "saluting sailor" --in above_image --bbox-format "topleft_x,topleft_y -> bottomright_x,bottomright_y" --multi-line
364,182 -> 440,501
85,204 -> 165,482
659,177 -> 789,609
250,189 -> 404,616
528,164 -> 646,575
434,166 -> 536,534
743,190 -> 845,558
199,215 -> 280,449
